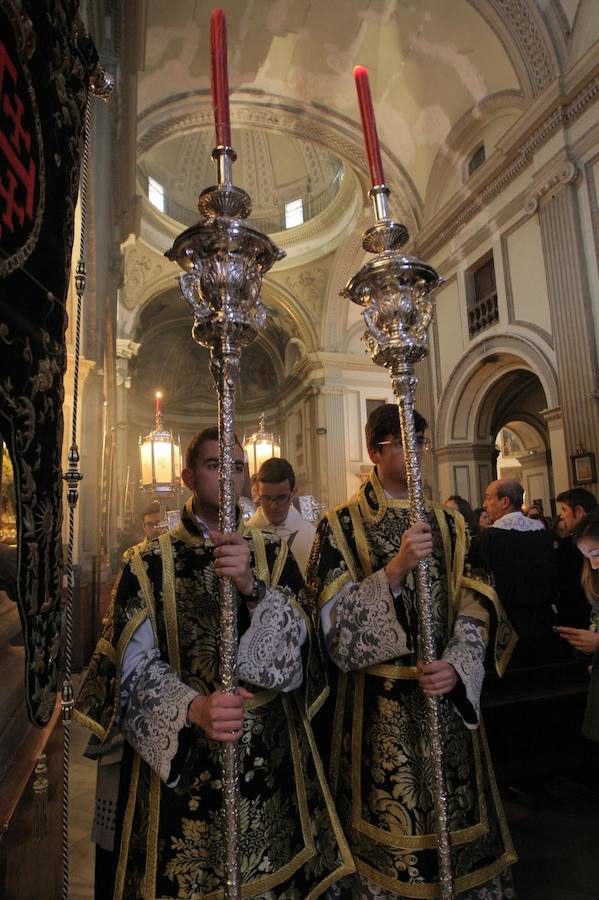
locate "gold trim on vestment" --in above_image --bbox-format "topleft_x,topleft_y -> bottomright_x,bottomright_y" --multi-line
329,669 -> 348,797
363,662 -> 419,678
116,609 -> 148,670
328,509 -> 359,583
350,671 -> 488,851
296,695 -> 356,899
434,507 -> 455,632
356,845 -> 518,899
349,499 -> 372,577
130,549 -> 158,643
270,537 -> 288,588
460,575 -> 518,677
248,526 -> 270,586
480,717 -> 517,862
72,708 -> 106,741
96,636 -> 116,662
72,634 -> 121,740
317,571 -> 351,612
245,687 -> 279,709
144,771 -> 161,900
114,753 -> 141,900
159,531 -> 181,676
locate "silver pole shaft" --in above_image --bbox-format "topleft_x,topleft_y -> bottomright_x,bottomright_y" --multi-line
213,348 -> 241,900
393,373 -> 455,900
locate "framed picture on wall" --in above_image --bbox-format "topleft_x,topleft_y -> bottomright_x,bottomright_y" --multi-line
571,451 -> 596,485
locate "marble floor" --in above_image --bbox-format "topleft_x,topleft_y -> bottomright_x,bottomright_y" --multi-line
62,722 -> 599,900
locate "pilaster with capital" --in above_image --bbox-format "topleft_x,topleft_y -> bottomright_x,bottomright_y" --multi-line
115,339 -> 141,528
530,160 -> 599,483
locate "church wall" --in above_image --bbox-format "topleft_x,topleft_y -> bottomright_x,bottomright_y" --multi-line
502,215 -> 552,337
433,278 -> 467,392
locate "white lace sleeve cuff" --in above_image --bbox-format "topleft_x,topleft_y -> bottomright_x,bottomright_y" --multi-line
237,587 -> 305,691
442,616 -> 486,728
119,650 -> 198,783
323,568 -> 409,672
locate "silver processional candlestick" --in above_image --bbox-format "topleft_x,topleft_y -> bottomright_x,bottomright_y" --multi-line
166,144 -> 285,899
344,68 -> 454,900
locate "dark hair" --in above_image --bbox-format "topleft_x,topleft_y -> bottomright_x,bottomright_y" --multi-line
141,501 -> 161,521
257,457 -> 296,491
556,488 -> 597,514
446,495 -> 475,529
472,507 -> 488,531
496,479 -> 524,511
184,427 -> 242,471
573,507 -> 599,604
365,403 -> 428,450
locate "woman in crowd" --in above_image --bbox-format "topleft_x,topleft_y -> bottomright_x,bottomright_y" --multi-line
472,506 -> 492,532
444,494 -> 476,531
555,507 -> 599,742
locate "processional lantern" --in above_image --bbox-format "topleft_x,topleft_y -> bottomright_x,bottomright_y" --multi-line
139,391 -> 182,494
243,413 -> 281,476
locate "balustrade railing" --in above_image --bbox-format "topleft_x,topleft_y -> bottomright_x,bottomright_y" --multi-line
468,293 -> 498,336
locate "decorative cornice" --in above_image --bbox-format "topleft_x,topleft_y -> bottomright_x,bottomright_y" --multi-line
116,338 -> 141,360
540,406 -> 563,425
435,443 -> 492,461
524,159 -> 580,214
417,72 -> 599,258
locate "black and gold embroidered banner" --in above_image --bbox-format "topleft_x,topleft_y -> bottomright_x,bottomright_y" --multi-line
0,1 -> 97,725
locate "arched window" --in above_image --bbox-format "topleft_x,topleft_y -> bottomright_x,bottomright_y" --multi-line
467,144 -> 486,178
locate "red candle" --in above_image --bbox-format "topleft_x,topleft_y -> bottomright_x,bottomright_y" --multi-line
155,391 -> 162,421
210,8 -> 231,146
353,65 -> 385,187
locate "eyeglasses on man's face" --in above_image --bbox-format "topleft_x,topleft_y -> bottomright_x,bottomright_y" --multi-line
377,435 -> 430,451
259,492 -> 292,506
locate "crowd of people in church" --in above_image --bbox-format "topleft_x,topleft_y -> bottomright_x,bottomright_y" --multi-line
73,404 -> 599,899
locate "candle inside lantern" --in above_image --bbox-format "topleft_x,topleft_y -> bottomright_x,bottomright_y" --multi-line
353,65 -> 385,188
210,8 -> 232,147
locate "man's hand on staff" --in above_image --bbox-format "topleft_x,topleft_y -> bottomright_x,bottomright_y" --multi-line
384,522 -> 433,592
187,688 -> 254,742
210,530 -> 255,596
417,660 -> 458,696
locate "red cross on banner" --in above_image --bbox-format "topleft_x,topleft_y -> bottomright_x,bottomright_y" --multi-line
0,38 -> 37,241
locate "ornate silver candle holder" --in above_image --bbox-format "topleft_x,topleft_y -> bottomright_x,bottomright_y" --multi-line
166,144 -> 285,900
342,186 -> 455,899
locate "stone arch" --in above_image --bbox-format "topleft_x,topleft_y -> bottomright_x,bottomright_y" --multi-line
469,0 -> 561,95
435,334 -> 559,448
424,90 -> 527,220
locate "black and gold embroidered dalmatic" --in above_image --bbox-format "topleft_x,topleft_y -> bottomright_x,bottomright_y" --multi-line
75,500 -> 353,899
307,469 -> 518,899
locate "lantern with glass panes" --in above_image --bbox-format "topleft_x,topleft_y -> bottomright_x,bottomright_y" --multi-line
139,392 -> 182,494
242,413 -> 280,477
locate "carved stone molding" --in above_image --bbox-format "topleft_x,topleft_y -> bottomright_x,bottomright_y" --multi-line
137,98 -> 419,233
121,239 -> 171,311
489,0 -> 555,95
525,159 -> 580,214
541,405 -> 563,425
418,73 -> 599,258
116,338 -> 141,360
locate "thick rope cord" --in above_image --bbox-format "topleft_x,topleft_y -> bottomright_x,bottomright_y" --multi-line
61,96 -> 90,900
